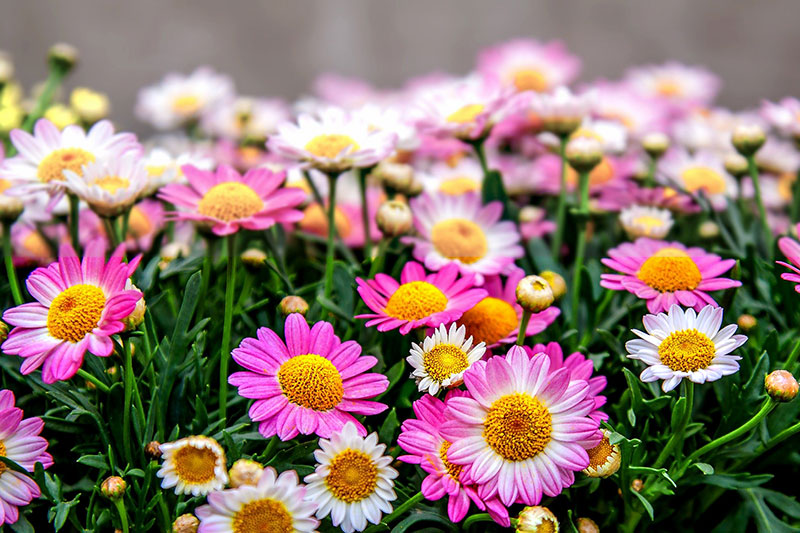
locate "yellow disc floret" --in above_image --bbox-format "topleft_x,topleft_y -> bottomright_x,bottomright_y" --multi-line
0,441 -> 6,475
93,176 -> 130,194
197,182 -> 264,222
680,166 -> 727,195
447,104 -> 485,124
305,134 -> 359,159
438,441 -> 463,481
37,148 -> 96,183
384,281 -> 448,321
173,444 -> 219,484
47,284 -> 106,342
325,449 -> 378,503
431,218 -> 488,264
423,344 -> 469,383
459,297 -> 518,346
127,206 -> 152,239
277,354 -> 344,411
172,94 -> 201,116
512,68 -> 548,92
637,247 -> 702,293
483,393 -> 552,461
438,177 -> 480,196
658,329 -> 716,372
232,499 -> 293,533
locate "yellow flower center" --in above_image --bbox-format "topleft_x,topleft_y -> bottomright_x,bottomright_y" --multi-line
438,441 -> 463,481
23,231 -> 52,260
512,68 -> 548,92
232,498 -> 293,533
438,176 -> 480,196
637,247 -> 702,293
566,157 -> 614,188
586,433 -> 615,470
127,206 -> 152,239
304,134 -> 359,159
0,179 -> 11,194
447,104 -> 485,124
0,441 -> 6,475
146,165 -> 168,177
172,94 -> 201,115
631,215 -> 666,231
47,284 -> 106,342
423,343 -> 469,383
37,148 -> 96,183
277,354 -> 344,411
93,176 -> 130,194
299,204 -> 352,238
680,166 -> 727,196
197,182 -> 264,222
173,444 -> 219,484
656,79 -> 682,97
458,297 -> 518,346
384,281 -> 448,321
658,329 -> 716,372
483,393 -> 552,461
325,448 -> 378,503
778,172 -> 795,202
431,218 -> 488,264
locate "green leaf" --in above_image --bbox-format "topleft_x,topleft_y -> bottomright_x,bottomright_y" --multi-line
755,488 -> 800,520
630,487 -> 655,520
76,454 -> 109,470
527,238 -> 562,275
693,462 -> 715,475
8,514 -> 35,533
392,510 -> 458,532
379,408 -> 399,444
700,473 -> 773,489
670,396 -> 687,432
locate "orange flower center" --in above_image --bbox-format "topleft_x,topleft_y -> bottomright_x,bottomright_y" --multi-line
384,281 -> 447,321
172,94 -> 202,115
458,297 -> 518,345
438,441 -> 463,481
197,182 -> 264,222
680,166 -> 727,195
637,247 -> 702,292
37,148 -> 95,183
47,284 -> 106,342
658,329 -> 716,372
587,433 -> 616,470
127,206 -> 152,239
325,449 -> 378,503
232,498 -> 293,533
484,393 -> 552,461
512,68 -> 548,92
93,175 -> 130,194
277,354 -> 344,411
423,344 -> 469,383
305,134 -> 359,159
300,204 -> 352,238
438,176 -> 480,196
173,444 -> 219,484
431,218 -> 488,264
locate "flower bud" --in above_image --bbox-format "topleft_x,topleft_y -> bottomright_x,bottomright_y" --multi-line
539,270 -> 566,300
698,220 -> 719,239
159,242 -> 191,269
642,132 -> 670,159
373,161 -> 413,192
0,194 -> 24,222
732,124 -> 766,156
631,479 -> 644,492
516,275 -> 554,313
0,52 -> 14,84
583,429 -> 621,478
737,314 -> 757,332
229,458 -> 264,488
279,295 -> 308,317
565,137 -> 603,174
101,476 -> 127,500
47,43 -> 78,74
172,514 -> 200,533
765,370 -> 798,402
240,248 -> 267,270
145,441 -> 162,460
724,152 -> 749,178
0,105 -> 23,134
516,506 -> 559,533
70,87 -> 110,123
376,200 -> 413,237
123,282 -> 146,331
577,517 -> 600,533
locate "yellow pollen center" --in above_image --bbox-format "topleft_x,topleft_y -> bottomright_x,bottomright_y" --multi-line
512,68 -> 548,92
779,173 -> 796,202
173,445 -> 219,484
438,176 -> 480,196
37,148 -> 96,183
47,284 -> 106,342
483,393 -> 552,461
567,157 -> 614,188
447,104 -> 485,124
304,134 -> 359,159
172,94 -> 201,115
632,215 -> 666,231
277,354 -> 344,411
587,434 -> 615,470
459,297 -> 518,345
656,79 -> 682,97
438,441 -> 463,481
431,218 -> 488,264
423,344 -> 469,383
300,204 -> 352,238
0,441 -> 6,475
127,206 -> 152,239
658,329 -> 716,372
325,449 -> 378,503
0,179 -> 10,194
197,182 -> 264,222
680,166 -> 727,195
232,498 -> 293,533
384,281 -> 448,321
93,175 -> 130,194
637,247 -> 702,292
146,165 -> 168,177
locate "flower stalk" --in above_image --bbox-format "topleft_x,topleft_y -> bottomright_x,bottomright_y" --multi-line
218,233 -> 238,422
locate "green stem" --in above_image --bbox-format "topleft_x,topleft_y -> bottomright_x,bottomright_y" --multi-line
112,498 -> 130,533
783,337 -> 800,369
363,491 -> 424,532
68,193 -> 81,254
462,513 -> 495,530
19,68 -> 65,134
645,157 -> 656,188
746,155 -> 772,256
356,167 -> 372,259
2,221 -> 23,305
570,170 -> 590,329
102,217 -> 121,249
323,172 -> 339,300
551,136 -> 569,258
120,208 -> 131,246
516,310 -> 532,347
755,419 -> 800,455
197,237 -> 216,321
218,234 -> 238,423
76,369 -> 110,394
652,382 -> 694,469
303,170 -> 325,207
122,338 -> 134,466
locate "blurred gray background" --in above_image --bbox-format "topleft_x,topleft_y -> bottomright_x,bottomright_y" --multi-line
2,0 -> 798,135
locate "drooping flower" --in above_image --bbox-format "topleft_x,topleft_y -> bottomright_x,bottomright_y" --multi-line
157,164 -> 305,236
356,261 -> 487,335
195,467 -> 318,532
157,435 -> 228,496
403,192 -> 524,284
658,149 -> 737,210
63,153 -> 148,217
441,346 -> 601,506
228,314 -> 388,440
626,304 -> 747,392
455,267 -> 560,347
776,231 -> 800,293
407,323 -> 486,395
1,240 -> 142,383
304,422 -> 398,533
397,394 -> 510,526
0,389 -> 53,526
477,39 -> 581,93
600,238 -> 741,313
624,62 -> 721,110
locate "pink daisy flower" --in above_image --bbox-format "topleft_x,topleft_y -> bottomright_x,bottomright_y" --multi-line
2,240 -> 142,384
397,393 -> 510,526
441,346 -> 602,506
356,261 -> 488,335
624,62 -> 721,111
777,230 -> 800,293
761,97 -> 800,138
600,238 -> 741,313
0,390 -> 54,526
157,164 -> 305,236
532,152 -> 637,196
594,182 -> 700,214
477,39 -> 581,93
454,267 -> 560,348
228,314 -> 388,440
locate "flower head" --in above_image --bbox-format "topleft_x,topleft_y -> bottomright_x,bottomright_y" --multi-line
582,429 -> 621,478
529,86 -> 592,136
619,204 -> 674,240
658,149 -> 737,210
626,304 -> 746,392
157,435 -> 228,496
228,314 -> 388,440
477,39 -> 581,93
202,96 -> 289,141
777,233 -> 800,292
63,154 -> 148,217
408,323 -> 486,395
761,97 -> 800,138
625,62 -> 721,110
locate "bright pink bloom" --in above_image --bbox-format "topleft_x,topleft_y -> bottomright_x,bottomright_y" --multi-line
228,314 -> 388,440
158,164 -> 305,236
2,240 -> 141,384
777,230 -> 800,293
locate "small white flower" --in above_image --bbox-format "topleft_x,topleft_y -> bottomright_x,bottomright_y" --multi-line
157,435 -> 228,496
63,154 -> 148,217
619,204 -> 674,240
407,323 -> 486,395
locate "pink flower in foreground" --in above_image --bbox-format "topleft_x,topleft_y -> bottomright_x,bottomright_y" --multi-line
2,240 -> 141,384
158,164 -> 305,236
600,238 -> 741,313
228,314 -> 388,440
777,230 -> 800,293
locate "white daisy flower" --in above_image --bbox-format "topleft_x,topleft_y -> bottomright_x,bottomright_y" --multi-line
304,422 -> 398,533
157,435 -> 229,496
416,158 -> 484,197
141,144 -> 214,196
407,323 -> 486,395
195,466 -> 319,532
626,304 -> 747,392
202,96 -> 290,141
619,204 -> 674,240
63,154 -> 148,217
353,103 -> 420,152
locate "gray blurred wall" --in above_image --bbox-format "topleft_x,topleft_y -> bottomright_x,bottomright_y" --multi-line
2,0 -> 799,135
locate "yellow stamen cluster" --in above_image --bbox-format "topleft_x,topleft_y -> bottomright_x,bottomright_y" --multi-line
37,148 -> 95,183
637,247 -> 702,293
47,284 -> 106,342
172,94 -> 201,115
680,166 -> 727,195
422,344 -> 469,383
0,441 -> 6,475
384,281 -> 448,321
305,134 -> 359,159
513,68 -> 548,92
277,354 -> 344,411
483,393 -> 552,461
438,441 -> 463,481
173,444 -> 219,484
197,182 -> 264,222
458,297 -> 518,345
93,176 -> 130,194
325,449 -> 378,503
439,177 -> 480,196
447,104 -> 485,124
658,329 -> 716,372
232,498 -> 293,533
127,206 -> 152,239
431,218 -> 488,264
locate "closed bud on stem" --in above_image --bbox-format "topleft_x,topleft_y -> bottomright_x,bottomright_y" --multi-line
172,514 -> 200,533
0,52 -> 14,84
565,137 -> 603,174
765,370 -> 798,402
376,200 -> 412,237
583,429 -> 621,478
577,517 -> 600,533
229,458 -> 264,488
516,506 -> 559,533
240,248 -> 267,270
737,314 -> 757,332
631,479 -> 644,492
145,441 -> 162,460
279,295 -> 308,317
724,153 -> 749,178
539,270 -> 567,300
123,282 -> 146,331
698,220 -> 719,239
516,275 -> 554,313
372,161 -> 414,192
101,476 -> 127,500
0,194 -> 24,222
642,132 -> 670,159
47,43 -> 78,74
732,124 -> 766,156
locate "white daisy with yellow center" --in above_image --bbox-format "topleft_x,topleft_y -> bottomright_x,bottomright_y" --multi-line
63,154 -> 148,217
408,323 -> 486,395
626,304 -> 747,392
582,429 -> 621,478
157,436 -> 229,496
304,422 -> 398,533
619,205 -> 674,240
417,158 -> 484,197
659,150 -> 737,210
